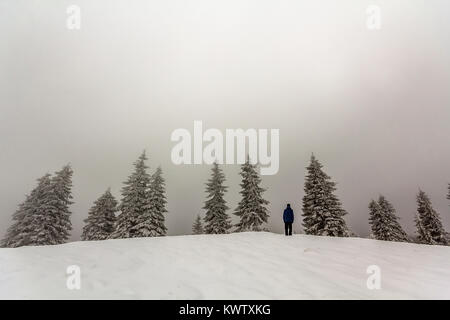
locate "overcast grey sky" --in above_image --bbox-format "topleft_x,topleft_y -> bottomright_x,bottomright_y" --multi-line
1,0 -> 450,240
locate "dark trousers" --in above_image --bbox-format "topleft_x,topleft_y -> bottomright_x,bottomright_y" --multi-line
284,222 -> 292,236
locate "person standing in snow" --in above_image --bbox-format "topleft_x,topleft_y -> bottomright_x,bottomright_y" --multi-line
283,204 -> 294,236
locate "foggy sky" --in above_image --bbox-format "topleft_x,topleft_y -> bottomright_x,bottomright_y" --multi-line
1,0 -> 450,241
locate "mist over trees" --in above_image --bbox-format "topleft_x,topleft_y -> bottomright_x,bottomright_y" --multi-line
1,152 -> 449,248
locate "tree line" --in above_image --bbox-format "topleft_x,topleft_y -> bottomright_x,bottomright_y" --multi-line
1,153 -> 449,247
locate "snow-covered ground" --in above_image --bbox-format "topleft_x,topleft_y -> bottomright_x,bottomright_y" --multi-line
1,232 -> 449,299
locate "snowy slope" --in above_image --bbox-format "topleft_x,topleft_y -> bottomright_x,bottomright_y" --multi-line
1,232 -> 450,299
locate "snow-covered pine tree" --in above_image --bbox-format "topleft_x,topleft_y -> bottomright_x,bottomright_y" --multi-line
447,183 -> 450,202
192,214 -> 204,235
111,151 -> 153,239
81,189 -> 118,241
369,196 -> 409,242
21,174 -> 61,246
2,166 -> 73,247
49,165 -> 74,243
447,184 -> 450,242
368,200 -> 383,240
203,162 -> 232,234
233,157 -> 270,232
415,213 -> 434,244
147,166 -> 168,236
302,154 -> 349,237
0,174 -> 49,247
415,190 -> 448,245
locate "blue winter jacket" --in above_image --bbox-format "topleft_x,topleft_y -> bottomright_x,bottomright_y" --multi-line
283,206 -> 294,223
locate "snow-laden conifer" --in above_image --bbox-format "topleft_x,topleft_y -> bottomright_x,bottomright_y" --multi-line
49,165 -> 74,243
203,162 -> 232,234
234,157 -> 270,232
21,174 -> 59,246
2,165 -> 74,248
82,189 -> 118,241
447,183 -> 450,202
147,166 -> 168,236
302,154 -> 349,237
111,151 -> 153,238
1,174 -> 50,247
192,215 -> 204,235
368,196 -> 409,242
415,190 -> 448,245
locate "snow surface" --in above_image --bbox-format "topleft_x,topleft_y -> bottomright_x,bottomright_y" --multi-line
1,232 -> 450,299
